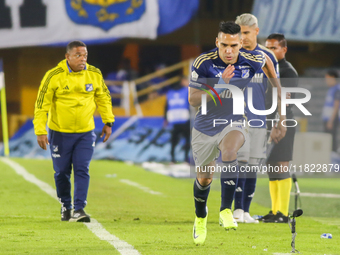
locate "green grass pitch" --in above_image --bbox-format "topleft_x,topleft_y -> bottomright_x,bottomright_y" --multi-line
1,158 -> 340,254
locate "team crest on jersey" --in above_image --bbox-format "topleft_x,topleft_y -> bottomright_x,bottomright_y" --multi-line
85,83 -> 93,91
64,0 -> 146,31
241,69 -> 250,78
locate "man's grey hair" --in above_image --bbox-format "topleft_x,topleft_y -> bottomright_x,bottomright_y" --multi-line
235,13 -> 258,28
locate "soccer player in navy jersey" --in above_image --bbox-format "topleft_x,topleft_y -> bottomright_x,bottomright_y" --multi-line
189,21 -> 286,245
233,14 -> 281,224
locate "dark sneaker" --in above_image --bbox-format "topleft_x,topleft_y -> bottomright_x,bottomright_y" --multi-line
61,207 -> 72,221
274,211 -> 289,223
69,209 -> 90,222
263,211 -> 289,223
261,210 -> 274,221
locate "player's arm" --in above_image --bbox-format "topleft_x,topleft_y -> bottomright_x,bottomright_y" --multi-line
95,77 -> 115,142
189,65 -> 235,107
189,87 -> 210,107
281,69 -> 299,108
261,53 -> 287,141
33,72 -> 56,150
163,100 -> 168,126
327,99 -> 340,130
262,54 -> 282,114
327,88 -> 340,130
95,77 -> 115,123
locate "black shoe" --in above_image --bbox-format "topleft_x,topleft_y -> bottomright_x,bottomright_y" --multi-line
61,207 -> 72,221
69,209 -> 91,222
261,210 -> 274,221
274,211 -> 289,223
263,211 -> 289,223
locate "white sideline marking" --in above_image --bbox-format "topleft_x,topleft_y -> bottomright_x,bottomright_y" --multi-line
120,179 -> 163,195
1,157 -> 57,199
291,192 -> 340,198
0,157 -> 141,255
85,219 -> 140,255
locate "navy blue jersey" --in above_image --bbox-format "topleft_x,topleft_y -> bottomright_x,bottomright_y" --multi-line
322,84 -> 340,121
189,47 -> 265,136
243,44 -> 279,127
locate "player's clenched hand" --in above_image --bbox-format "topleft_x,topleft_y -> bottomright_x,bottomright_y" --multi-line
221,65 -> 235,84
326,120 -> 333,130
37,135 -> 49,150
277,116 -> 287,141
270,123 -> 287,144
278,123 -> 287,140
270,127 -> 281,144
101,124 -> 112,142
286,92 -> 291,106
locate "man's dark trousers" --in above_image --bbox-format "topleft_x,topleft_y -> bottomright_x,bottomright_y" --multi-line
49,130 -> 96,211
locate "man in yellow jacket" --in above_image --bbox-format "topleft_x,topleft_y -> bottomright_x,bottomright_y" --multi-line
33,41 -> 115,222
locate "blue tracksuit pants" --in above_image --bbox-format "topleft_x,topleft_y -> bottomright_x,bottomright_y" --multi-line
49,130 -> 96,211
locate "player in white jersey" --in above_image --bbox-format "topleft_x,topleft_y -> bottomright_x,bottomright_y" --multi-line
233,13 -> 281,224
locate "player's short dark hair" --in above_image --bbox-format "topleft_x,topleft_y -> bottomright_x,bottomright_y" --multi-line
218,21 -> 241,36
267,33 -> 287,47
326,70 -> 339,78
66,41 -> 86,53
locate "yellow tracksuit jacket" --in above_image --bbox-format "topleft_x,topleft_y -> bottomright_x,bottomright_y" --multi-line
33,59 -> 115,135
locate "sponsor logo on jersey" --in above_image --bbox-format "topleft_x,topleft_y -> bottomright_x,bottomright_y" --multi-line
213,64 -> 226,69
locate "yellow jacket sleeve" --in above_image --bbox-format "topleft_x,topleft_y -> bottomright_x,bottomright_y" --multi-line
95,77 -> 115,124
33,71 -> 57,135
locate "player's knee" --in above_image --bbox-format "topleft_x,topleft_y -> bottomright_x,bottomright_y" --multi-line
197,177 -> 212,186
221,147 -> 238,161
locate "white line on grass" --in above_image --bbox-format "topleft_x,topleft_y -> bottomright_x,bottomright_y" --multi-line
120,179 -> 163,195
85,219 -> 140,255
291,192 -> 340,198
1,157 -> 57,199
0,157 -> 141,255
